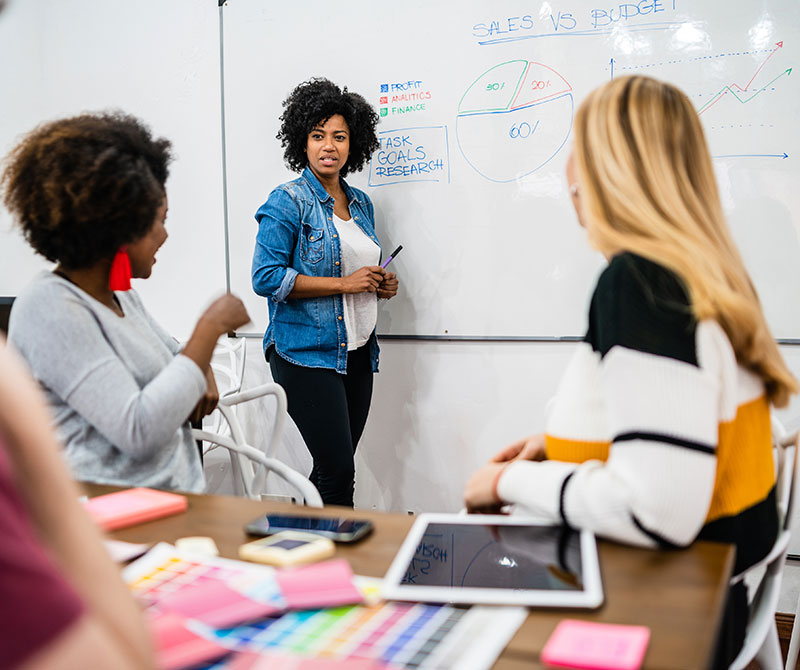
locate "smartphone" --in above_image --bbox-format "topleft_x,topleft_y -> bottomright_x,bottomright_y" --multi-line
244,513 -> 374,543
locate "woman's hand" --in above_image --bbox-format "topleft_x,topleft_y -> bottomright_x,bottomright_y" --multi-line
377,272 -> 399,299
182,294 -> 250,375
464,434 -> 545,513
464,462 -> 509,513
341,266 -> 385,294
190,368 -> 219,424
490,433 -> 546,463
200,294 -> 251,334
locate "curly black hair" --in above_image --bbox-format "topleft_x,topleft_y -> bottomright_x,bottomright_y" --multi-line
277,78 -> 379,177
1,111 -> 172,269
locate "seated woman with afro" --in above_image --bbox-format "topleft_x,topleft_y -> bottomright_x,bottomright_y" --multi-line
3,112 -> 249,492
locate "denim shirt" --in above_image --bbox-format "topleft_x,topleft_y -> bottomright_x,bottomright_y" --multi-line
252,167 -> 381,373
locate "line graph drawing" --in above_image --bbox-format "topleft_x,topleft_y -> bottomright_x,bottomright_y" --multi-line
613,40 -> 792,116
698,63 -> 792,115
731,41 -> 784,92
456,60 -> 573,183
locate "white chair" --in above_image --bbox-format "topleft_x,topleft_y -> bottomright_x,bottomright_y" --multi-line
211,337 -> 247,397
730,418 -> 797,670
785,421 -> 800,670
194,383 -> 322,508
205,337 -> 248,436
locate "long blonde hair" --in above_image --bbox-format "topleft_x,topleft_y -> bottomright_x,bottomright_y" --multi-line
573,75 -> 797,407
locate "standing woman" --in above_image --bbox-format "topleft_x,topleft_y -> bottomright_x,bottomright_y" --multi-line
252,78 -> 398,507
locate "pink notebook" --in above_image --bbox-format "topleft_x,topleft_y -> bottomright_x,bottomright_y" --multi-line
84,487 -> 187,531
541,619 -> 650,670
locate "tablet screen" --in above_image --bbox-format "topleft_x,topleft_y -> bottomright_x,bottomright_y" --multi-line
381,514 -> 603,608
402,522 -> 583,590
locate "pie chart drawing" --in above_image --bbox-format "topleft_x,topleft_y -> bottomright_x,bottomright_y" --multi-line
456,60 -> 573,183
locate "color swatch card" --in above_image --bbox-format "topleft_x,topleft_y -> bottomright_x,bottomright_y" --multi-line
227,649 -> 386,669
124,543 -> 287,622
156,579 -> 280,628
541,619 -> 650,670
211,602 -> 526,670
149,612 -> 231,670
125,545 -> 524,669
123,544 -> 364,625
276,559 -> 363,609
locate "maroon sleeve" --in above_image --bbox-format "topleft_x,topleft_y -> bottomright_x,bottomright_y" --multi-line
0,435 -> 85,668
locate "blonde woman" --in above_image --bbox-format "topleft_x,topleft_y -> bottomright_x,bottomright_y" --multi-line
464,75 -> 797,666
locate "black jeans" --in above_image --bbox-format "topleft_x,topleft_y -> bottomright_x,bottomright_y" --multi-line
268,345 -> 374,507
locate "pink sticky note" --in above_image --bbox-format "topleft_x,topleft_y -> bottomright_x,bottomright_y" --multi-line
275,558 -> 363,609
541,619 -> 650,670
228,650 -> 387,670
84,488 -> 187,530
157,579 -> 281,627
149,612 -> 230,670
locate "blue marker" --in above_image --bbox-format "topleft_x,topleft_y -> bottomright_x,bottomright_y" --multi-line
381,245 -> 403,269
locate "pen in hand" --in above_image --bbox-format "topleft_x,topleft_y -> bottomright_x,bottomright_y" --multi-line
381,245 -> 403,269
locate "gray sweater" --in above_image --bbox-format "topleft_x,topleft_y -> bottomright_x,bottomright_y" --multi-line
9,272 -> 206,492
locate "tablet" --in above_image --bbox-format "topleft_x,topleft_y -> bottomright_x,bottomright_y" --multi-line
381,514 -> 603,608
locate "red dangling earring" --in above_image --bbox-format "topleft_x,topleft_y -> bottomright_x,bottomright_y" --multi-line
108,246 -> 132,291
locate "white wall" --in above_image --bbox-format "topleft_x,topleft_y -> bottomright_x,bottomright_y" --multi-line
227,339 -> 800,524
364,343 -> 800,514
355,340 -> 578,512
0,0 -> 226,337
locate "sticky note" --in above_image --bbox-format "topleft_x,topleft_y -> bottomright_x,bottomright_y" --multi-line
541,619 -> 650,670
84,488 -> 186,530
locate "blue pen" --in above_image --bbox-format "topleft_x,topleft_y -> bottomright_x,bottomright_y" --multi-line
381,245 -> 403,269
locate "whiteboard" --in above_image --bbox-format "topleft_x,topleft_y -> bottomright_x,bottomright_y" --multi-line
222,0 -> 800,339
0,0 -> 225,339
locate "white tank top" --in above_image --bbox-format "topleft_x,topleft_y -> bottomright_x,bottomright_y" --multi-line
333,214 -> 380,350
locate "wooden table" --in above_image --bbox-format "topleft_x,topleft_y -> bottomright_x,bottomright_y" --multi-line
84,484 -> 734,669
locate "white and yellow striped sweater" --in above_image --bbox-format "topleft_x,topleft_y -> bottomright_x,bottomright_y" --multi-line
498,252 -> 777,576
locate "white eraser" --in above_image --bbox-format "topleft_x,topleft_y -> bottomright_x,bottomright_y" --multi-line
175,536 -> 219,556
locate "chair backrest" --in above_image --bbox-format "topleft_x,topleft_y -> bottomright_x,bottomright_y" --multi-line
220,382 -> 286,462
210,337 -> 247,398
771,417 -> 797,531
193,383 -> 322,507
729,423 -> 798,670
